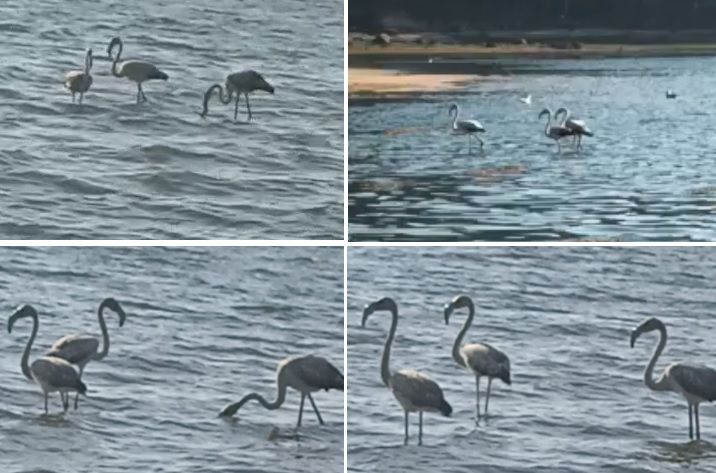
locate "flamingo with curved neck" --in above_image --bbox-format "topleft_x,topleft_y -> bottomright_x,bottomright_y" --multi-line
107,36 -> 168,103
362,297 -> 452,445
631,317 -> 716,440
444,295 -> 511,420
7,305 -> 86,414
200,70 -> 274,121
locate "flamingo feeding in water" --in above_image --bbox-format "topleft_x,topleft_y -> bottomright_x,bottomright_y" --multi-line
64,48 -> 93,104
7,305 -> 87,414
219,355 -> 343,427
539,108 -> 575,153
46,297 -> 127,410
448,103 -> 485,153
200,70 -> 275,121
362,297 -> 452,446
630,317 -> 716,440
444,295 -> 511,421
555,107 -> 593,149
107,37 -> 168,103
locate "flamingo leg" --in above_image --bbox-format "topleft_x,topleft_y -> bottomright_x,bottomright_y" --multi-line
557,139 -> 562,154
234,93 -> 240,121
72,92 -> 76,103
696,404 -> 701,440
44,393 -> 48,414
418,411 -> 423,446
404,411 -> 409,445
467,135 -> 472,154
485,378 -> 493,417
475,376 -> 481,420
689,404 -> 694,440
297,393 -> 305,428
79,92 -> 84,105
307,393 -> 324,425
477,135 -> 484,150
74,365 -> 85,410
245,93 -> 252,121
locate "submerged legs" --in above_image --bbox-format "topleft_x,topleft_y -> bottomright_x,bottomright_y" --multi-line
475,376 -> 481,420
418,411 -> 423,446
485,378 -> 493,417
136,83 -> 147,103
689,404 -> 694,440
404,411 -> 409,445
245,93 -> 252,121
695,404 -> 701,440
307,393 -> 324,425
234,93 -> 240,121
297,393 -> 306,428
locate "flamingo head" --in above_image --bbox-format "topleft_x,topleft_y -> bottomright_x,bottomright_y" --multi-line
630,317 -> 665,348
361,297 -> 397,327
102,297 -> 127,327
7,304 -> 38,334
255,73 -> 274,94
538,108 -> 551,120
107,36 -> 122,59
448,103 -> 458,117
444,295 -> 473,325
85,48 -> 93,70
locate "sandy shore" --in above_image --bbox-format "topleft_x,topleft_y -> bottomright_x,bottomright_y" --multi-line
348,67 -> 478,95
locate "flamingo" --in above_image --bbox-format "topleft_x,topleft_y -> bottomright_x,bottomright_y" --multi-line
107,37 -> 168,103
630,317 -> 716,440
219,355 -> 343,427
200,70 -> 274,121
448,103 -> 485,153
444,295 -> 510,421
46,297 -> 126,410
555,107 -> 593,149
7,305 -> 87,414
64,48 -> 93,104
361,297 -> 452,445
539,108 -> 575,153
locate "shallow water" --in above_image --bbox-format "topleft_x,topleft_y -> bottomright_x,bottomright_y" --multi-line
349,56 -> 716,241
0,0 -> 343,239
348,247 -> 716,472
0,246 -> 344,472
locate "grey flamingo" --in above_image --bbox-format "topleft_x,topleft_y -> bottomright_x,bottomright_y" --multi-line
200,70 -> 274,121
107,37 -> 168,103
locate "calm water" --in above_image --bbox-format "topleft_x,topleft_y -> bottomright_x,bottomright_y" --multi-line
0,0 -> 343,239
348,247 -> 716,472
0,247 -> 344,472
349,56 -> 716,241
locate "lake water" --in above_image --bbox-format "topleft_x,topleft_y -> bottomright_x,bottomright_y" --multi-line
0,246 -> 344,473
349,56 -> 716,241
348,246 -> 716,472
0,0 -> 343,239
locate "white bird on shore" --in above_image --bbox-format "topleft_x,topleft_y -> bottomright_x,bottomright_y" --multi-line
631,317 -> 716,440
64,49 -> 93,104
200,70 -> 275,121
555,107 -> 593,149
519,94 -> 532,105
8,305 -> 87,414
107,36 -> 168,103
449,103 -> 486,153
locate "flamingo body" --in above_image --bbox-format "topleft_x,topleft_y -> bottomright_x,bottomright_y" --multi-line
449,103 -> 485,153
65,49 -> 93,104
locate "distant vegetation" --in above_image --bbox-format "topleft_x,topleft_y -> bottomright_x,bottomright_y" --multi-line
349,0 -> 716,32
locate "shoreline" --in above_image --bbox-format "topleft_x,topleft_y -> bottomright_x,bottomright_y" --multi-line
348,39 -> 716,100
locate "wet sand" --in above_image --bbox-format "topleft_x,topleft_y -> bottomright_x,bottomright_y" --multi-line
348,67 -> 477,95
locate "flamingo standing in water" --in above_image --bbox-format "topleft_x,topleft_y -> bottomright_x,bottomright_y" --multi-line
630,317 -> 716,440
362,297 -> 452,445
555,107 -> 593,149
7,305 -> 87,414
444,295 -> 511,421
448,103 -> 486,153
107,37 -> 168,103
539,108 -> 575,153
200,70 -> 275,121
46,297 -> 127,410
65,48 -> 93,104
219,355 -> 343,427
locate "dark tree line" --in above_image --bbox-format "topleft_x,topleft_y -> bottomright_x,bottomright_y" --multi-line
349,0 -> 716,32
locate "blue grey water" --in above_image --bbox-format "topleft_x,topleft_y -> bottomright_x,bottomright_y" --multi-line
348,247 -> 716,472
0,0 -> 343,239
349,56 -> 716,241
0,246 -> 344,472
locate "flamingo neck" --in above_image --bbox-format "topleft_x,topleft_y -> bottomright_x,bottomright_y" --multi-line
450,107 -> 460,130
84,52 -> 91,75
451,301 -> 474,368
20,312 -> 38,381
110,41 -> 123,78
222,370 -> 287,416
644,324 -> 670,392
95,300 -> 110,360
380,306 -> 398,387
543,112 -> 552,137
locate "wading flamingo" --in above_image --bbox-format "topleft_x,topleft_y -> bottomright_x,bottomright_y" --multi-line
555,107 -> 593,149
362,297 -> 452,445
448,103 -> 485,153
630,317 -> 716,440
65,48 -> 93,104
200,70 -> 274,121
219,355 -> 343,427
539,108 -> 575,153
107,37 -> 168,103
7,305 -> 87,414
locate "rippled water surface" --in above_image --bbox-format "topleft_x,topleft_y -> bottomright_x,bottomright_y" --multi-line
0,0 -> 343,239
349,57 -> 716,241
348,247 -> 716,472
0,247 -> 344,472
